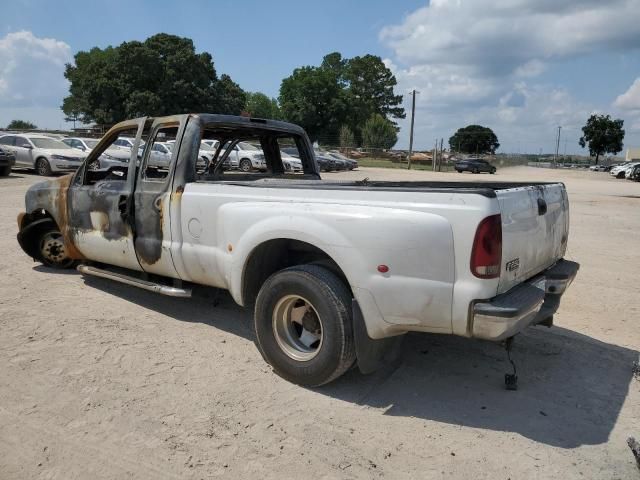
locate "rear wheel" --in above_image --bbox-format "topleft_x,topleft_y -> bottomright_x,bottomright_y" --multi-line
239,158 -> 252,172
490,168 -> 496,174
0,165 -> 10,176
254,265 -> 355,386
36,157 -> 53,176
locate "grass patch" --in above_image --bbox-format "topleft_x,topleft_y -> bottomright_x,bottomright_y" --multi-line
357,157 -> 453,171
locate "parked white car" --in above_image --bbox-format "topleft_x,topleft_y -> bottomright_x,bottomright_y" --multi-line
113,137 -> 146,150
165,139 -> 215,166
282,152 -> 303,172
232,142 -> 267,172
610,162 -> 639,179
63,137 -> 130,169
0,133 -> 85,175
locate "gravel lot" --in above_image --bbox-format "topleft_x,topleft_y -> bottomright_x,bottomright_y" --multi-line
1,166 -> 639,479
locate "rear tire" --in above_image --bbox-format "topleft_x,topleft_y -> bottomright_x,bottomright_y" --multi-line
0,165 -> 10,176
254,265 -> 356,386
36,157 -> 53,176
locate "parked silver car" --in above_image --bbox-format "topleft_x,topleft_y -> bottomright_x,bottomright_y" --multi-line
63,137 -> 130,169
0,134 -> 85,175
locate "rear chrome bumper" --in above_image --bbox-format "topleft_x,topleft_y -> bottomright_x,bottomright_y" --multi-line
472,259 -> 579,341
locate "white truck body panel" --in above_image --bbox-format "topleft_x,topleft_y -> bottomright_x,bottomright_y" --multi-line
165,181 -> 566,339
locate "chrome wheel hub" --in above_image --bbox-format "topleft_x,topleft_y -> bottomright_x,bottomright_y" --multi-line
40,231 -> 67,264
272,295 -> 323,361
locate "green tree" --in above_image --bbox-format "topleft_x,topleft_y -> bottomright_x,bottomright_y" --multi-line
579,114 -> 625,164
244,92 -> 282,119
449,125 -> 500,154
361,114 -> 398,150
344,54 -> 405,127
7,120 -> 37,130
279,52 -> 404,144
279,66 -> 349,142
339,125 -> 355,148
62,33 -> 246,125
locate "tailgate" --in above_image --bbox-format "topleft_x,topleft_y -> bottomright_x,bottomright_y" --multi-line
496,184 -> 569,293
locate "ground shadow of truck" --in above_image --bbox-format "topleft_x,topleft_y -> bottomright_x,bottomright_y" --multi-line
80,274 -> 638,450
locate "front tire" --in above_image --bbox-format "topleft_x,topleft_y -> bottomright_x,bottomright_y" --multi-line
239,158 -> 252,172
36,157 -> 53,176
0,165 -> 11,176
22,219 -> 75,269
254,265 -> 356,386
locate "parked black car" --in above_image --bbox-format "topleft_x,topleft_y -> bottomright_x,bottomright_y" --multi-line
455,158 -> 496,174
629,164 -> 640,182
281,147 -> 337,172
326,151 -> 358,170
0,146 -> 16,176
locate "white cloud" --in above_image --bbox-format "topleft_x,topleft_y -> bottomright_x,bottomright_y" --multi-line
614,78 -> 640,111
379,0 -> 640,152
380,0 -> 640,76
0,30 -> 71,127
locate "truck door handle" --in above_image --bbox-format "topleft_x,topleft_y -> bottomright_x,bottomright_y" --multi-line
537,198 -> 547,216
153,196 -> 162,211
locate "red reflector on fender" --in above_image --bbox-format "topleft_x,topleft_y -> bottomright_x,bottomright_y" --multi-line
471,214 -> 502,279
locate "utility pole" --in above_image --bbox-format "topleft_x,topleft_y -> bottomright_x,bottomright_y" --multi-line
554,126 -> 561,168
439,138 -> 444,172
407,89 -> 418,170
433,139 -> 438,172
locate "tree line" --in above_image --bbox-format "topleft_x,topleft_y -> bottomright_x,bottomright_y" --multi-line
60,34 -> 403,150
11,32 -> 626,161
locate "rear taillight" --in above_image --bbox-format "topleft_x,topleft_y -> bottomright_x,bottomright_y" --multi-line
470,214 -> 502,279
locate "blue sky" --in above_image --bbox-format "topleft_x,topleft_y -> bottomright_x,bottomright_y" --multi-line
2,0 -> 640,154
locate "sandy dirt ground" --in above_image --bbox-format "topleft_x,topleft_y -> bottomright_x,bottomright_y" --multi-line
0,166 -> 639,479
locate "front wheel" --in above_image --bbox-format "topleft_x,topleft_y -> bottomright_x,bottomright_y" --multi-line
490,169 -> 496,174
20,219 -> 75,269
36,157 -> 53,176
0,165 -> 11,176
254,265 -> 356,386
239,158 -> 252,172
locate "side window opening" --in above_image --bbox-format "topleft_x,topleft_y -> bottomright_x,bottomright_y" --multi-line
82,125 -> 150,186
194,127 -> 312,182
142,125 -> 179,181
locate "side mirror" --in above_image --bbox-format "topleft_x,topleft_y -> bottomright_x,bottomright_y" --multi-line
25,144 -> 33,150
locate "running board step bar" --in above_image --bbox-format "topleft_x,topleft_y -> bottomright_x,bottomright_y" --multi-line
77,264 -> 192,298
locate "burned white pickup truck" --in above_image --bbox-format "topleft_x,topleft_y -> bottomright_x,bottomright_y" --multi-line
17,114 -> 578,386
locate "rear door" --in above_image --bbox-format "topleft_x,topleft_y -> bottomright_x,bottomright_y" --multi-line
496,184 -> 569,293
133,116 -> 187,277
14,136 -> 34,167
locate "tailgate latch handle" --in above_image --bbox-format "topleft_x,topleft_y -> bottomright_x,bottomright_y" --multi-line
537,198 -> 547,216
